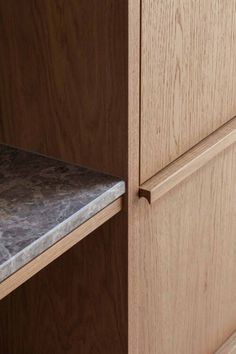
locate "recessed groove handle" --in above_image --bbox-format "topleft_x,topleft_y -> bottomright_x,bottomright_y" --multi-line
214,331 -> 236,354
140,117 -> 236,204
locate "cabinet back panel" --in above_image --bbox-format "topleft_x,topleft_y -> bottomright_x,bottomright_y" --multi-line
0,0 -> 127,177
141,0 -> 236,182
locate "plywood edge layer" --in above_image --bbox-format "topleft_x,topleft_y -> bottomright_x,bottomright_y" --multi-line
140,117 -> 236,204
0,197 -> 123,301
214,331 -> 236,354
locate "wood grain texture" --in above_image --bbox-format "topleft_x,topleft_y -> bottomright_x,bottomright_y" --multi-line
0,198 -> 122,301
0,1 -> 128,353
140,117 -> 236,203
138,144 -> 236,354
0,212 -> 127,354
141,0 -> 236,182
215,331 -> 236,354
128,1 -> 141,354
0,0 -> 127,177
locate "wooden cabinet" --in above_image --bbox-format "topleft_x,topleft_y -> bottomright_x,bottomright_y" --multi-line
141,0 -> 236,182
137,2 -> 236,348
0,1 -> 236,353
0,2 -> 128,353
138,142 -> 236,354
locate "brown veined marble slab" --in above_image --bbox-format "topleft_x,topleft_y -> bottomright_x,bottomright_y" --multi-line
0,144 -> 125,282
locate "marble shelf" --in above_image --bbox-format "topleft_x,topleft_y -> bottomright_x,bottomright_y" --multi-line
0,144 -> 125,285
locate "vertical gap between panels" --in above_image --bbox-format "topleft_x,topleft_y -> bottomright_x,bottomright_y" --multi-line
138,0 -> 142,186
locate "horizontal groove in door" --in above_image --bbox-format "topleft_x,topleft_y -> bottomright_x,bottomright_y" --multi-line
214,331 -> 236,354
140,117 -> 236,204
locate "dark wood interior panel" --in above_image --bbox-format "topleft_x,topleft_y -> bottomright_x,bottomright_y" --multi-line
0,214 -> 128,354
0,0 -> 128,177
0,1 -> 128,353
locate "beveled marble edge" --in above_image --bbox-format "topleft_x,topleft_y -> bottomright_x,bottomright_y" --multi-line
0,181 -> 125,283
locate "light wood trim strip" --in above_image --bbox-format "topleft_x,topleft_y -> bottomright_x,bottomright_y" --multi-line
0,197 -> 122,300
214,331 -> 236,354
140,117 -> 236,204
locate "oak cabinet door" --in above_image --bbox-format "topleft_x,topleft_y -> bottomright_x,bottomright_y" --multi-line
138,144 -> 236,354
141,0 -> 236,183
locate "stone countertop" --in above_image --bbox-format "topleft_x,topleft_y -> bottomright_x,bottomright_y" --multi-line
0,145 -> 125,282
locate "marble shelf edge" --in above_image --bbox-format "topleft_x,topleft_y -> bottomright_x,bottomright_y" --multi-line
0,182 -> 125,282
0,144 -> 125,292
0,197 -> 123,300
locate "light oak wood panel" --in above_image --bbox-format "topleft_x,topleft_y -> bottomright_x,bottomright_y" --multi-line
128,1 -> 141,354
140,117 -> 236,203
215,331 -> 236,354
138,144 -> 236,354
141,0 -> 236,182
0,198 -> 122,301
